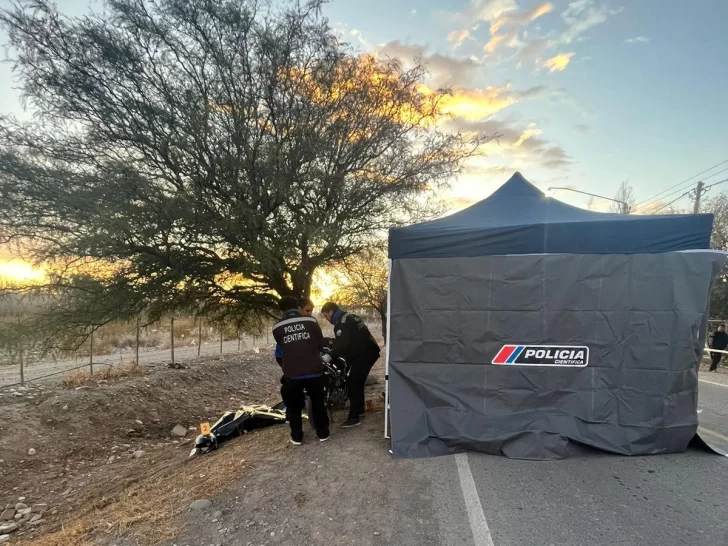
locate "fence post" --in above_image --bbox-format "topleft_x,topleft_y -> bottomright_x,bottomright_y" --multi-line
170,316 -> 175,365
135,316 -> 140,365
89,330 -> 94,376
198,319 -> 202,356
18,325 -> 24,386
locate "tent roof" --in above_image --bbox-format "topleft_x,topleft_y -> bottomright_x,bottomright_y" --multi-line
388,172 -> 714,259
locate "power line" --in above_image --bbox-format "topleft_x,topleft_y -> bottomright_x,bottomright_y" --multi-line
649,177 -> 728,215
649,190 -> 694,215
638,166 -> 728,213
634,158 -> 728,210
706,177 -> 728,192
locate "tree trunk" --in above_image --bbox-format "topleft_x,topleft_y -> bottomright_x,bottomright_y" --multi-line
292,267 -> 315,300
379,309 -> 387,344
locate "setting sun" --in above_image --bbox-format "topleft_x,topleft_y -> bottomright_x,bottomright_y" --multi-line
311,268 -> 347,303
0,259 -> 46,284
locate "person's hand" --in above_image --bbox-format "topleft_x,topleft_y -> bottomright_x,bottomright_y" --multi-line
321,354 -> 332,364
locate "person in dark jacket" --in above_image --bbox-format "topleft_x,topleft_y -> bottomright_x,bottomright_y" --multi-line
272,296 -> 330,444
274,297 -> 315,368
709,324 -> 728,371
321,302 -> 381,428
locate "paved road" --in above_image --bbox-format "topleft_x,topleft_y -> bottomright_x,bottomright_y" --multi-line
697,376 -> 728,451
419,376 -> 728,546
162,374 -> 728,546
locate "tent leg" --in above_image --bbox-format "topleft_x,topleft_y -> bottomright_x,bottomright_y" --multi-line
384,259 -> 393,441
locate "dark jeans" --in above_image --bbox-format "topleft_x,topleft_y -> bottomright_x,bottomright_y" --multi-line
347,354 -> 379,419
710,351 -> 723,371
281,375 -> 329,441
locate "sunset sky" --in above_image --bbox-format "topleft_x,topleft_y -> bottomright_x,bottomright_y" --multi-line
0,0 -> 727,278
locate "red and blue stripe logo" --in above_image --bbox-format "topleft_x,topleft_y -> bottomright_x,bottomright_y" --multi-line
491,344 -> 590,367
492,345 -> 525,364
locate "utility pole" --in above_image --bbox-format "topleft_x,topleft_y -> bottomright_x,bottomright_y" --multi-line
694,181 -> 705,214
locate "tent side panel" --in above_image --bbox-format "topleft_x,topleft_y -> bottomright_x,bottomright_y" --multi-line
388,253 -> 723,459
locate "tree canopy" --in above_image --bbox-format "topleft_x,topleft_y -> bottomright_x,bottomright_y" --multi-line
0,0 -> 487,338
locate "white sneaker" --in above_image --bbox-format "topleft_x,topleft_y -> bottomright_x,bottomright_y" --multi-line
289,438 -> 302,446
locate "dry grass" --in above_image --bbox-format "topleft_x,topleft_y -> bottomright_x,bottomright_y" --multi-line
19,426 -> 288,546
61,361 -> 144,388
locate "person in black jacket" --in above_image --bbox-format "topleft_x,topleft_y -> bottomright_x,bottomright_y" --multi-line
709,324 -> 728,371
274,297 -> 315,368
321,302 -> 381,428
272,296 -> 330,444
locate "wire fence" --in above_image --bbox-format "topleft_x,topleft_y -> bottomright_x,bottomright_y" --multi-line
0,313 -> 383,390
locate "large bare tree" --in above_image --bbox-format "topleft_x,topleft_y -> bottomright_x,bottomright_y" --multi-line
0,0 -> 486,341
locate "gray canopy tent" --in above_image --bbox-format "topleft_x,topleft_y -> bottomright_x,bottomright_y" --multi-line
384,172 -> 723,459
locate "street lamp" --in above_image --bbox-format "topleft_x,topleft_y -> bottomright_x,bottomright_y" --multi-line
547,187 -> 630,214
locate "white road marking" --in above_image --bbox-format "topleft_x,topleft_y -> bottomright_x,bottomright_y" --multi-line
699,378 -> 728,389
455,453 -> 495,546
698,426 -> 728,444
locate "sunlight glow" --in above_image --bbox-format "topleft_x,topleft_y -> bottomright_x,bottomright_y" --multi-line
0,259 -> 47,284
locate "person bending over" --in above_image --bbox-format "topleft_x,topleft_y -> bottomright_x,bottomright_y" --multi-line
321,302 -> 381,429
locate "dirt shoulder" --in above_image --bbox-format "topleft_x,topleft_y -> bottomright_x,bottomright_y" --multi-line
154,412 -> 441,546
0,349 -> 283,545
0,339 -> 387,545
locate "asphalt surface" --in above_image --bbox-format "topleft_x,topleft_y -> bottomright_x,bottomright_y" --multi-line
159,374 -> 728,546
421,376 -> 728,546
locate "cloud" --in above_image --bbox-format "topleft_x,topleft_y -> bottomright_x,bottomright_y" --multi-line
431,84 -> 547,121
376,42 -> 548,123
448,29 -> 472,48
442,1 -> 553,55
543,53 -> 574,72
484,33 -> 511,53
512,37 -> 554,65
378,41 -> 481,88
513,126 -> 543,146
433,86 -> 520,120
560,0 -> 623,45
350,29 -> 370,49
448,118 -> 572,170
430,84 -> 547,122
573,124 -> 591,133
513,85 -> 548,99
541,146 -> 571,168
443,195 -> 480,211
491,2 -> 554,34
625,36 -> 650,44
468,0 -> 520,25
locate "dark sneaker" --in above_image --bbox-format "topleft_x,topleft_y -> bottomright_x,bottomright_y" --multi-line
340,417 -> 361,429
319,434 -> 331,443
289,437 -> 302,446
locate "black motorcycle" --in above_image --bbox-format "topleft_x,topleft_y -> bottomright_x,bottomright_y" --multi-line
306,342 -> 350,430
